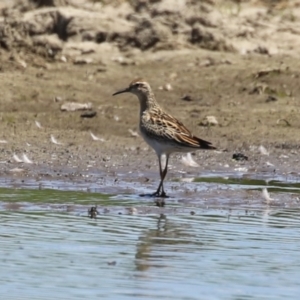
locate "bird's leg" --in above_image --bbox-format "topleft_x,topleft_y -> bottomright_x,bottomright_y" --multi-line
159,155 -> 169,197
152,154 -> 169,198
151,155 -> 163,197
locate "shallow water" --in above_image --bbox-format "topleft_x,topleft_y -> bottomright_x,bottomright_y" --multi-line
1,176 -> 300,299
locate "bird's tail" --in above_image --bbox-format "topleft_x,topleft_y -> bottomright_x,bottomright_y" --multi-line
195,137 -> 216,150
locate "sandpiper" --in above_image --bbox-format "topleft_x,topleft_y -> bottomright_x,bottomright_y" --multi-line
113,79 -> 216,198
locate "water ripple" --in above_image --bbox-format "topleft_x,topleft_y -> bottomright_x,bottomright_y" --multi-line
1,208 -> 300,299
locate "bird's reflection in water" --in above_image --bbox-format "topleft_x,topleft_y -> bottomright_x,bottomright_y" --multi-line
135,214 -> 203,272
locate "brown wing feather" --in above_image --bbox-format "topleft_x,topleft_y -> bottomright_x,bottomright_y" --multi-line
149,110 -> 216,150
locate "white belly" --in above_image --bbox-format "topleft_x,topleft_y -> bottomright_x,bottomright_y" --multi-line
140,130 -> 190,156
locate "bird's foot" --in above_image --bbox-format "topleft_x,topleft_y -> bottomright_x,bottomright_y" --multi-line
151,190 -> 169,198
151,191 -> 167,207
139,191 -> 169,199
139,191 -> 167,207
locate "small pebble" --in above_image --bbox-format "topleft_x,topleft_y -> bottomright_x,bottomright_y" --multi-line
232,153 -> 248,161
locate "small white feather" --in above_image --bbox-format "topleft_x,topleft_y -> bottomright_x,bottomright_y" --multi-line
0,139 -> 8,143
13,154 -> 23,163
181,177 -> 195,183
234,167 -> 248,172
90,132 -> 105,142
35,120 -> 43,129
22,153 -> 33,164
128,129 -> 138,137
181,153 -> 199,167
259,145 -> 269,155
50,135 -> 62,145
262,188 -> 274,203
10,167 -> 25,173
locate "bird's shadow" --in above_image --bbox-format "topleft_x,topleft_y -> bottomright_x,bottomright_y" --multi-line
139,193 -> 170,198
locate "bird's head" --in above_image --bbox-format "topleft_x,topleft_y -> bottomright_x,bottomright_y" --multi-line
112,78 -> 151,97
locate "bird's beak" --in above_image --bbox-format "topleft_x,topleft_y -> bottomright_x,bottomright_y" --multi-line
112,87 -> 130,96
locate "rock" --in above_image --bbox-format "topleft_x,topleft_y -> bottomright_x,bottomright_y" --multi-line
31,0 -> 69,7
63,42 -> 119,62
32,34 -> 63,54
199,116 -> 218,126
97,66 -> 107,72
22,5 -> 133,48
54,96 -> 63,102
254,46 -> 270,55
265,95 -> 277,103
73,57 -> 93,64
1,0 -> 300,61
64,6 -> 133,44
61,102 -> 92,112
198,57 -> 215,67
111,56 -> 135,66
60,55 -> 67,62
22,9 -> 62,36
190,24 -> 235,52
15,57 -> 27,68
80,111 -> 97,118
64,41 -> 96,54
254,68 -> 281,79
159,83 -> 172,91
151,0 -> 187,16
232,153 -> 248,161
88,206 -> 98,219
181,94 -> 193,101
126,17 -> 173,51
